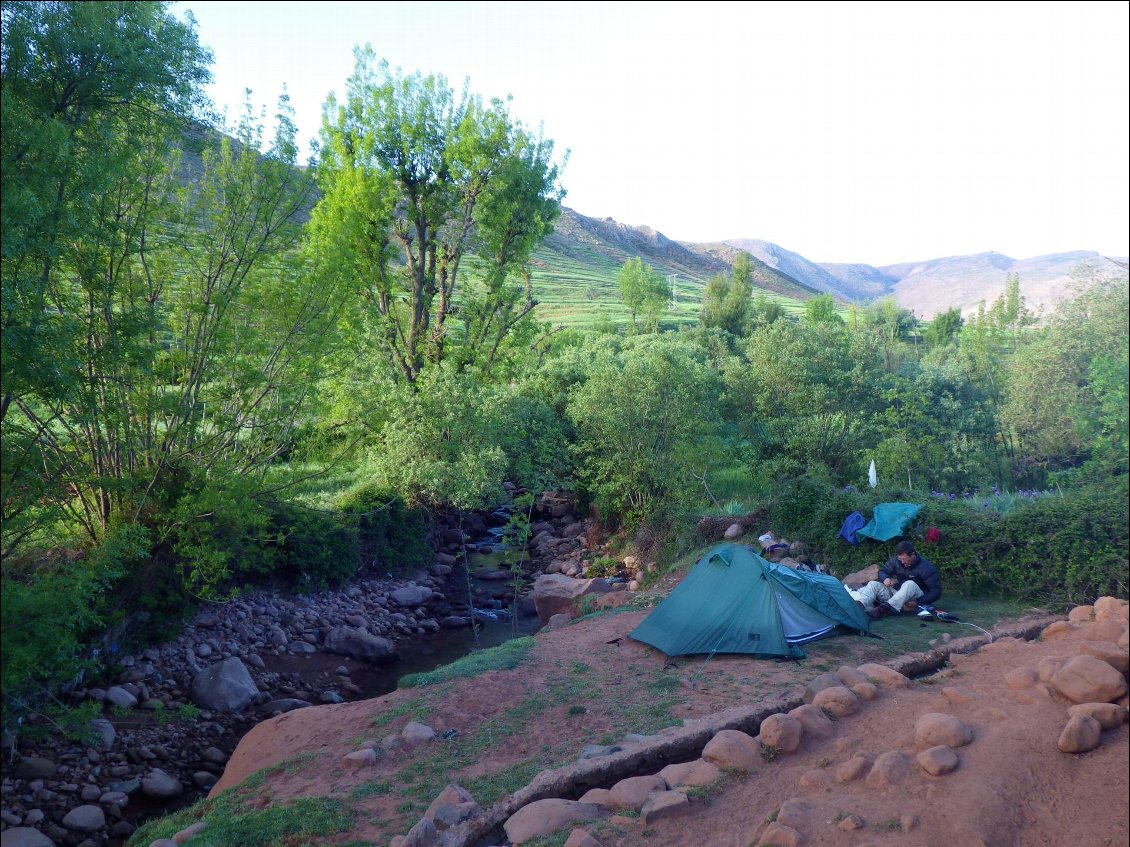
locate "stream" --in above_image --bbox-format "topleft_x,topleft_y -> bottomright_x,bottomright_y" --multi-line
2,516 -> 551,846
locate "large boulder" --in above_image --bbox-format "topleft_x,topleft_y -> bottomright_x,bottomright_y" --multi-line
504,799 -> 604,844
1049,655 -> 1128,704
190,657 -> 258,713
532,574 -> 612,624
323,627 -> 398,663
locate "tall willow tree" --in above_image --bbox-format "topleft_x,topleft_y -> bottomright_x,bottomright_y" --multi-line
309,46 -> 565,384
1,1 -> 209,552
1,2 -> 343,557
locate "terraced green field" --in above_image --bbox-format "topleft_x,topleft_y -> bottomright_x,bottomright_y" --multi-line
525,243 -> 808,330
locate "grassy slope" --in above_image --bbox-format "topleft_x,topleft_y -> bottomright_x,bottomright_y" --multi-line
524,209 -> 813,330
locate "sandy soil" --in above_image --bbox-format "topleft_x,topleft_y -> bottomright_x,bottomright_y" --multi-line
212,599 -> 1129,847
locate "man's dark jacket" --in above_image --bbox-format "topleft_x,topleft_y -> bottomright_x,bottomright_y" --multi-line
878,554 -> 942,605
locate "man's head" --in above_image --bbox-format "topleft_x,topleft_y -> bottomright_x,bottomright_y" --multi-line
895,540 -> 918,567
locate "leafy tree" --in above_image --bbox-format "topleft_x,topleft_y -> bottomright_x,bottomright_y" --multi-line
309,47 -> 565,384
751,294 -> 786,325
923,307 -> 964,348
727,320 -> 884,479
1,0 -> 212,553
699,251 -> 753,336
998,274 -> 1129,481
567,336 -> 723,526
617,256 -> 671,333
803,293 -> 843,324
855,298 -> 919,372
1,1 -> 208,415
871,359 -> 1000,491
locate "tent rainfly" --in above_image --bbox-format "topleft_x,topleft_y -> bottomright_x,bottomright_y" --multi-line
629,543 -> 871,659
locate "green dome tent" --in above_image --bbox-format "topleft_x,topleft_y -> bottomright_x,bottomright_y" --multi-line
629,543 -> 871,659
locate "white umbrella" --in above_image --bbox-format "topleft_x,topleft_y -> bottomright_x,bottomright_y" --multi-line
868,460 -> 877,489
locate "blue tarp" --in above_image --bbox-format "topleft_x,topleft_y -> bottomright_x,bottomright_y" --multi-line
853,502 -> 921,542
838,511 -> 866,546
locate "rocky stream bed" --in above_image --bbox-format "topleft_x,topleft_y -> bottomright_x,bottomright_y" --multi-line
0,496 -> 605,847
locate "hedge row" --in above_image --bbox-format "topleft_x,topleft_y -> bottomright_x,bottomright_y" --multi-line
767,478 -> 1128,609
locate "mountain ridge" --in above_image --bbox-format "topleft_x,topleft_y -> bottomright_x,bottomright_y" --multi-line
550,206 -> 1128,320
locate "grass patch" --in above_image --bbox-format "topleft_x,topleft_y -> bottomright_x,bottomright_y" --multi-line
128,794 -> 355,847
368,696 -> 430,730
349,780 -> 392,800
397,637 -> 536,688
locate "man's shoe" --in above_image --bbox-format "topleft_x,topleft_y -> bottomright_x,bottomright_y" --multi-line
866,603 -> 892,620
917,606 -> 935,620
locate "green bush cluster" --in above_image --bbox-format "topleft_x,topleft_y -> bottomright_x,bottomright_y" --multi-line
336,485 -> 434,577
1,522 -> 148,731
767,478 -> 1128,609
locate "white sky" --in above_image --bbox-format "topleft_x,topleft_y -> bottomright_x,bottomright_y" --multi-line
172,1 -> 1129,266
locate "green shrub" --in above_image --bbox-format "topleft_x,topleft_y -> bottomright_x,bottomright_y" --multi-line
336,485 -> 433,577
585,556 -> 620,578
252,500 -> 360,590
1,522 -> 148,733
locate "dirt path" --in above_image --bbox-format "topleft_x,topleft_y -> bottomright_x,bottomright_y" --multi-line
193,594 -> 1129,847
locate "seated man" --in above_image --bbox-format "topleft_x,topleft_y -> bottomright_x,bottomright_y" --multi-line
847,540 -> 942,620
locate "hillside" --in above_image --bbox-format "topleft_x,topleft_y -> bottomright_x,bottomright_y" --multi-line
175,126 -> 1126,327
530,209 -> 815,328
527,208 -> 1128,327
880,251 -> 1127,319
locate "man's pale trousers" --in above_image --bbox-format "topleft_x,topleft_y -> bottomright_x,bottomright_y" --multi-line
847,579 -> 924,612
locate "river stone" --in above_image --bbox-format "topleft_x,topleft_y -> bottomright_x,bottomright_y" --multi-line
866,750 -> 912,788
391,586 -> 433,607
104,686 -> 137,709
914,713 -> 974,749
190,657 -> 257,713
531,574 -> 612,624
432,802 -> 480,831
264,698 -> 312,714
607,774 -> 666,811
702,729 -> 761,770
61,804 -> 105,833
402,721 -> 436,744
14,757 -> 57,780
802,671 -> 842,703
758,823 -> 801,847
640,790 -> 689,824
323,626 -> 398,662
812,685 -> 860,717
0,828 -> 56,847
787,708 -> 832,743
758,713 -> 802,753
169,821 -> 207,844
188,773 -> 215,791
1067,702 -> 1128,729
87,718 -> 116,750
658,758 -> 721,789
142,769 -> 184,798
917,745 -> 960,775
